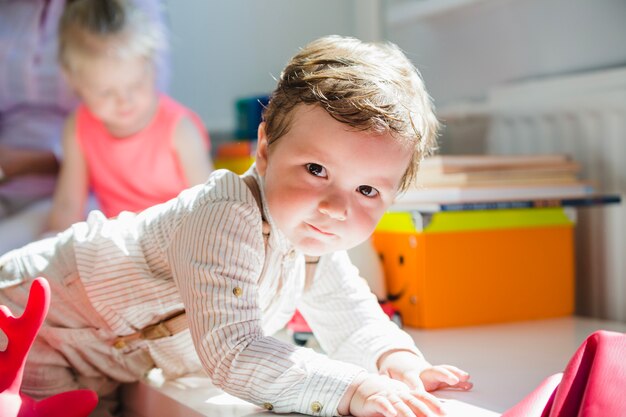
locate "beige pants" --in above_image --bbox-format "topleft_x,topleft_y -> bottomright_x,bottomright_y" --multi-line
0,231 -> 156,416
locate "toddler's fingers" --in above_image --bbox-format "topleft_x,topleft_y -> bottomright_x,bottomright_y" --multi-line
371,395 -> 398,417
454,381 -> 474,390
388,393 -> 419,417
433,366 -> 473,390
438,365 -> 471,382
401,371 -> 426,391
406,391 -> 445,416
423,367 -> 459,387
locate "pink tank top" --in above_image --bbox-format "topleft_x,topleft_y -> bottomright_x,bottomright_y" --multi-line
76,95 -> 210,218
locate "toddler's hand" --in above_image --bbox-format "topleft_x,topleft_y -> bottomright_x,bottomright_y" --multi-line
419,365 -> 473,392
379,350 -> 473,392
348,373 -> 445,417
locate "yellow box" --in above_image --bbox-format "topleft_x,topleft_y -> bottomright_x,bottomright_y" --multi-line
214,156 -> 254,175
214,140 -> 255,175
372,208 -> 575,328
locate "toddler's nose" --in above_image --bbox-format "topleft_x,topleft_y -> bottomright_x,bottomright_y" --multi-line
318,195 -> 347,221
116,90 -> 134,107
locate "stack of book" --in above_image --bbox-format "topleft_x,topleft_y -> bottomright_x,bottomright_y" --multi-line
394,154 -> 619,212
376,154 -> 621,329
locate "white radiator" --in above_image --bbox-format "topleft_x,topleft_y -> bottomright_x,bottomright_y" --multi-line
439,67 -> 626,322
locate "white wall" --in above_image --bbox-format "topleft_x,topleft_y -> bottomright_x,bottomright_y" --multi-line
163,0 -> 626,138
163,0 -> 382,135
385,0 -> 626,107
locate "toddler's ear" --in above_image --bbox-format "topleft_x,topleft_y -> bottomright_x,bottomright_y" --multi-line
255,122 -> 269,176
60,67 -> 82,96
60,67 -> 74,87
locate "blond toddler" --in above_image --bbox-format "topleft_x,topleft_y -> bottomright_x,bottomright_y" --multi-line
47,0 -> 213,232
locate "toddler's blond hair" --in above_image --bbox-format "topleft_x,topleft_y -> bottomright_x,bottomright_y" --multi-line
58,0 -> 165,72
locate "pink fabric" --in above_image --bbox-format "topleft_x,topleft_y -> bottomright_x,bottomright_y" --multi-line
503,330 -> 626,417
76,95 -> 210,217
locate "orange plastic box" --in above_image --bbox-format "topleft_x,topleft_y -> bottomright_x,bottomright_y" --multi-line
214,140 -> 255,174
372,208 -> 574,328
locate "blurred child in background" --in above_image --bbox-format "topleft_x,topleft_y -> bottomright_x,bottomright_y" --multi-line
47,0 -> 213,232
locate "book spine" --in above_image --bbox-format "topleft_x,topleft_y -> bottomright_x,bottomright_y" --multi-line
439,195 -> 621,212
441,201 -> 533,211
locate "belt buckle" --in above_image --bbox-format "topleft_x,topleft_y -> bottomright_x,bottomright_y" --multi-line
141,321 -> 172,340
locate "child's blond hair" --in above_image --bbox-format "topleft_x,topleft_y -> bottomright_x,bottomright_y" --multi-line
58,0 -> 165,71
263,35 -> 439,192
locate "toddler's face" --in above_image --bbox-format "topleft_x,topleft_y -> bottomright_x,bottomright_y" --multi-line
257,104 -> 411,257
68,55 -> 157,137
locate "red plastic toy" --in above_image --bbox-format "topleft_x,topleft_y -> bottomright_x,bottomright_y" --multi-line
0,277 -> 98,417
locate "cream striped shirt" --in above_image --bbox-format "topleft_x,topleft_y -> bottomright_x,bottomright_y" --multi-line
71,167 -> 423,416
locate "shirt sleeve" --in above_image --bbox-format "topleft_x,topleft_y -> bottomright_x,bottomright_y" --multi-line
298,250 -> 428,373
168,190 -> 365,416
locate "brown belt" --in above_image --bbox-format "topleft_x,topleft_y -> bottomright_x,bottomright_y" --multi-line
112,310 -> 187,349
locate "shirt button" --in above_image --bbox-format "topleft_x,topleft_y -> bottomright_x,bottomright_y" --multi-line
233,286 -> 243,297
263,402 -> 273,411
311,401 -> 323,413
113,340 -> 126,350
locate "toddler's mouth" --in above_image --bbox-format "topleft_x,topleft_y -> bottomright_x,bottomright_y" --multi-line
306,223 -> 335,237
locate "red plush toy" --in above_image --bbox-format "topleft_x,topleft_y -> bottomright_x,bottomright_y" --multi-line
0,277 -> 98,417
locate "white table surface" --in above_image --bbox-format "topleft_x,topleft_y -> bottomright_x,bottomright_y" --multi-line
122,316 -> 626,417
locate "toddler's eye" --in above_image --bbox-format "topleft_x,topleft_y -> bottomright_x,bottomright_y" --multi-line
306,163 -> 327,178
358,185 -> 379,198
